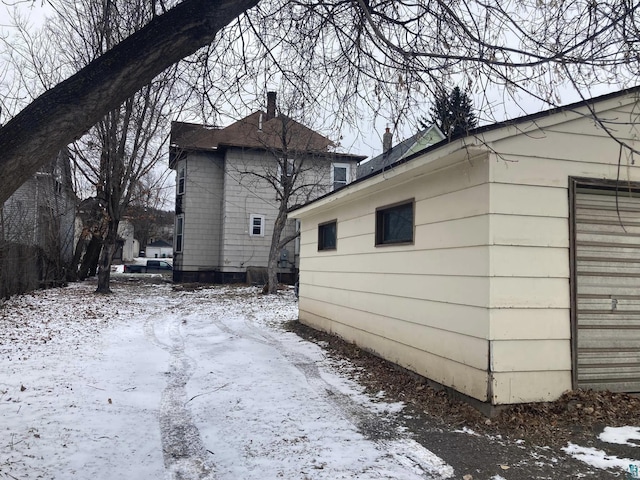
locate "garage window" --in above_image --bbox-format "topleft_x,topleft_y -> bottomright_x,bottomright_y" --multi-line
318,220 -> 337,251
375,200 -> 414,245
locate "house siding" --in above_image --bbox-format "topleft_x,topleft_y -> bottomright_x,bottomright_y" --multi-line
1,153 -> 76,297
2,164 -> 76,260
3,181 -> 39,244
219,148 -> 340,275
174,153 -> 224,277
220,149 -> 275,272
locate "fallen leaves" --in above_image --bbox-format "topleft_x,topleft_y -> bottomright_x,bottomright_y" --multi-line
287,319 -> 640,447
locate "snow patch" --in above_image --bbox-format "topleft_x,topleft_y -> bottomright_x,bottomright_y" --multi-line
563,442 -> 637,473
599,426 -> 640,447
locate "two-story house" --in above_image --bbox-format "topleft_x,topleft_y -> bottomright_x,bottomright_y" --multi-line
1,149 -> 77,297
169,92 -> 365,284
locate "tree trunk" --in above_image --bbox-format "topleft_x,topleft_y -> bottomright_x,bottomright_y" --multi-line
78,235 -> 102,280
265,208 -> 288,294
0,0 -> 259,205
95,219 -> 119,293
67,230 -> 89,282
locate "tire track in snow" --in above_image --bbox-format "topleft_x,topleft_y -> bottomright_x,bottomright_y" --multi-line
144,312 -> 216,480
239,315 -> 398,440
214,313 -> 451,478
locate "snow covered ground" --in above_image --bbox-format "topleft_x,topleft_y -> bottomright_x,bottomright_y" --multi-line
1,281 -> 453,479
1,280 -> 640,479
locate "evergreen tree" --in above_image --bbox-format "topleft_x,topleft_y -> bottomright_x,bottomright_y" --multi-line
420,87 -> 477,140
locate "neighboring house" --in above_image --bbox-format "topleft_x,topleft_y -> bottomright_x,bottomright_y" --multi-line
291,87 -> 640,410
1,150 -> 76,295
116,219 -> 137,262
356,125 -> 444,178
169,92 -> 365,283
76,200 -> 138,264
145,239 -> 172,258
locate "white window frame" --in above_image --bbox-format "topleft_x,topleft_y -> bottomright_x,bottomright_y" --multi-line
331,163 -> 350,191
177,165 -> 186,195
175,215 -> 184,253
277,158 -> 295,179
249,214 -> 266,237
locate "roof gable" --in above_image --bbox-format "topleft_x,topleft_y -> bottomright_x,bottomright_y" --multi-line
401,125 -> 446,159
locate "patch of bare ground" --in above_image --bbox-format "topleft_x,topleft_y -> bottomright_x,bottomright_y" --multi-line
285,320 -> 640,447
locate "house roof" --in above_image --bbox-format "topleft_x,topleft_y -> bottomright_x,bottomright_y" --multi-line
356,125 -> 445,178
147,239 -> 172,248
356,134 -> 420,178
291,85 -> 640,216
172,113 -> 348,155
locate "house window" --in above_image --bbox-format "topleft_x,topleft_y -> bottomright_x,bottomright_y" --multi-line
278,158 -> 295,179
177,166 -> 186,195
375,200 -> 414,245
250,214 -> 265,236
318,220 -> 337,251
331,163 -> 350,191
175,215 -> 184,253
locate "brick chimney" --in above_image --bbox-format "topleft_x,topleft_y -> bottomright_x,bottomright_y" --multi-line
382,127 -> 392,154
266,91 -> 277,120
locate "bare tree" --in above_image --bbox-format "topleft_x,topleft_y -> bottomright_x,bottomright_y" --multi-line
227,104 -> 340,293
126,172 -> 174,253
6,0 -> 186,292
1,1 -> 639,263
0,0 -> 259,205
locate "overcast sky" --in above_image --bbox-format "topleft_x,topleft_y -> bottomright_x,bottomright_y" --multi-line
0,2 -> 627,162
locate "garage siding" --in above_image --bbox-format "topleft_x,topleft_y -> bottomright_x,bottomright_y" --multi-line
294,90 -> 640,406
298,156 -> 494,402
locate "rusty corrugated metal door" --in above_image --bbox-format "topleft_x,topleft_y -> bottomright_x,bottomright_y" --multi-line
575,186 -> 640,391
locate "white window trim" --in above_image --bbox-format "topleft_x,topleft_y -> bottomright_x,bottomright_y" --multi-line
177,165 -> 186,195
277,158 -> 295,179
331,163 -> 350,191
249,214 -> 266,237
175,215 -> 184,253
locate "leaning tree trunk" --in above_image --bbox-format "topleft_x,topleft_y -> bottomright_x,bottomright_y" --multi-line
0,0 -> 259,205
78,235 -> 102,280
265,208 -> 288,294
68,228 -> 92,282
95,219 -> 119,293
